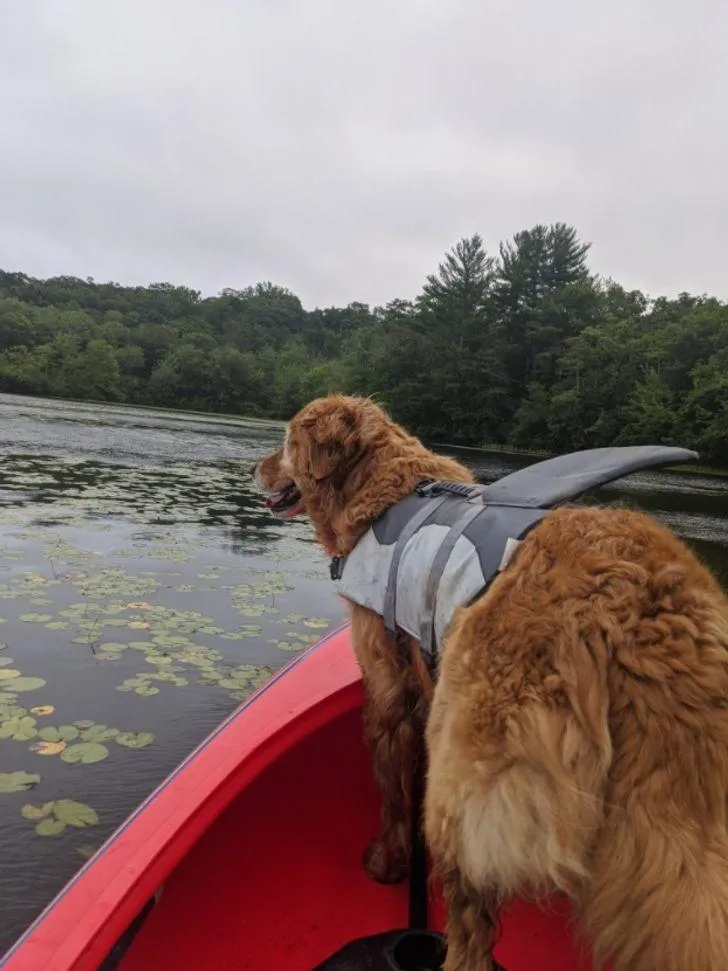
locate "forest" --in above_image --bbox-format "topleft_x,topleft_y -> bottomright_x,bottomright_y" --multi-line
0,223 -> 726,462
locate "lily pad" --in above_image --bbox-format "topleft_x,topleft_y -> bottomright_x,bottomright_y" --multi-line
36,818 -> 66,836
80,725 -> 119,743
30,705 -> 55,716
135,685 -> 160,697
19,614 -> 53,623
0,716 -> 38,741
275,640 -> 305,652
54,799 -> 99,828
0,771 -> 40,793
8,677 -> 47,693
38,725 -> 79,743
60,742 -> 110,764
22,802 -> 54,820
217,678 -> 245,690
116,731 -> 155,749
0,669 -> 21,681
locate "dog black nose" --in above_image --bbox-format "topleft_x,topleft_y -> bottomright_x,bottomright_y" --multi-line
249,462 -> 258,476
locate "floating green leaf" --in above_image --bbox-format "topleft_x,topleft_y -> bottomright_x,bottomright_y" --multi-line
0,716 -> 38,741
38,725 -> 79,743
60,742 -> 110,764
80,725 -> 118,743
0,669 -> 21,681
0,771 -> 40,793
8,677 -> 47,693
116,731 -> 155,749
36,818 -> 66,836
135,685 -> 160,697
274,640 -> 304,652
19,614 -> 53,623
54,799 -> 99,828
217,678 -> 243,690
22,802 -> 54,820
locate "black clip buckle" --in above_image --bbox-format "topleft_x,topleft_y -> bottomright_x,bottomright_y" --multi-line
329,556 -> 345,581
414,479 -> 440,497
415,480 -> 482,501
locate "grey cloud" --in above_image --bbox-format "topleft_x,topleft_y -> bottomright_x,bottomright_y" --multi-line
1,0 -> 726,308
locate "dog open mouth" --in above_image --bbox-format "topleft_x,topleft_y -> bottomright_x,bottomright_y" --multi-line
264,481 -> 304,518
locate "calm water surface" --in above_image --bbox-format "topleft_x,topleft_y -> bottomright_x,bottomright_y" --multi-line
0,393 -> 727,953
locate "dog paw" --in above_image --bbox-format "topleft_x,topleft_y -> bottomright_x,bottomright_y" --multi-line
363,837 -> 409,884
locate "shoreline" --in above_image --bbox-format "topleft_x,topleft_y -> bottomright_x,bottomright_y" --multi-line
2,391 -> 725,478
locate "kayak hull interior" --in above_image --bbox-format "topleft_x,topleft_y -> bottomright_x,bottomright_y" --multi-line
2,627 -> 595,971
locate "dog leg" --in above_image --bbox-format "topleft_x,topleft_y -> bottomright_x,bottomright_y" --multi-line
440,868 -> 497,971
360,676 -> 420,884
350,606 -> 425,884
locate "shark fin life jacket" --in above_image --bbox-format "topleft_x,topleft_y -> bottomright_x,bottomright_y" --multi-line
330,445 -> 699,666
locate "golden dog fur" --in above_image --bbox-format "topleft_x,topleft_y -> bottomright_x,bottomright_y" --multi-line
252,394 -> 728,971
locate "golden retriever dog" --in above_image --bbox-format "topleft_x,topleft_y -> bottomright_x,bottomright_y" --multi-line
251,394 -> 728,971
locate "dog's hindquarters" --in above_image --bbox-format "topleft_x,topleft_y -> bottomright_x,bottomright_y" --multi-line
425,629 -> 612,971
426,506 -> 728,970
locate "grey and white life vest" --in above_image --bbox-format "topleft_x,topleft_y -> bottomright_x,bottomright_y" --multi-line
330,445 -> 699,665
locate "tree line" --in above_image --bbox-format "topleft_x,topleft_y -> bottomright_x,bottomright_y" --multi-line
0,223 -> 726,462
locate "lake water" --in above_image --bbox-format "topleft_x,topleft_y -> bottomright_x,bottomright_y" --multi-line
1,392 -> 727,954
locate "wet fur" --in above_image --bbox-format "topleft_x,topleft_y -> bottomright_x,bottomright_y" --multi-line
253,394 -> 728,971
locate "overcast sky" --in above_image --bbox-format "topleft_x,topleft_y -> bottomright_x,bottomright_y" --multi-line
1,0 -> 726,309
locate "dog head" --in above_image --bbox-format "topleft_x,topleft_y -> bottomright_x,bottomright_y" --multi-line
250,395 -> 394,520
251,394 -> 473,555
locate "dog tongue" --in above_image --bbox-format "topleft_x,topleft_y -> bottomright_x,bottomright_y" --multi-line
264,496 -> 275,508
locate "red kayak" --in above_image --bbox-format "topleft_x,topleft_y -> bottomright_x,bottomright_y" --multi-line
0,626 -> 595,971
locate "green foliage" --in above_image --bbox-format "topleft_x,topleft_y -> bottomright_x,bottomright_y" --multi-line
1,224 -> 726,462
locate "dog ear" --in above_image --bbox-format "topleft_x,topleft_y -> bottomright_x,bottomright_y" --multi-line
308,441 -> 341,482
306,405 -> 361,484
